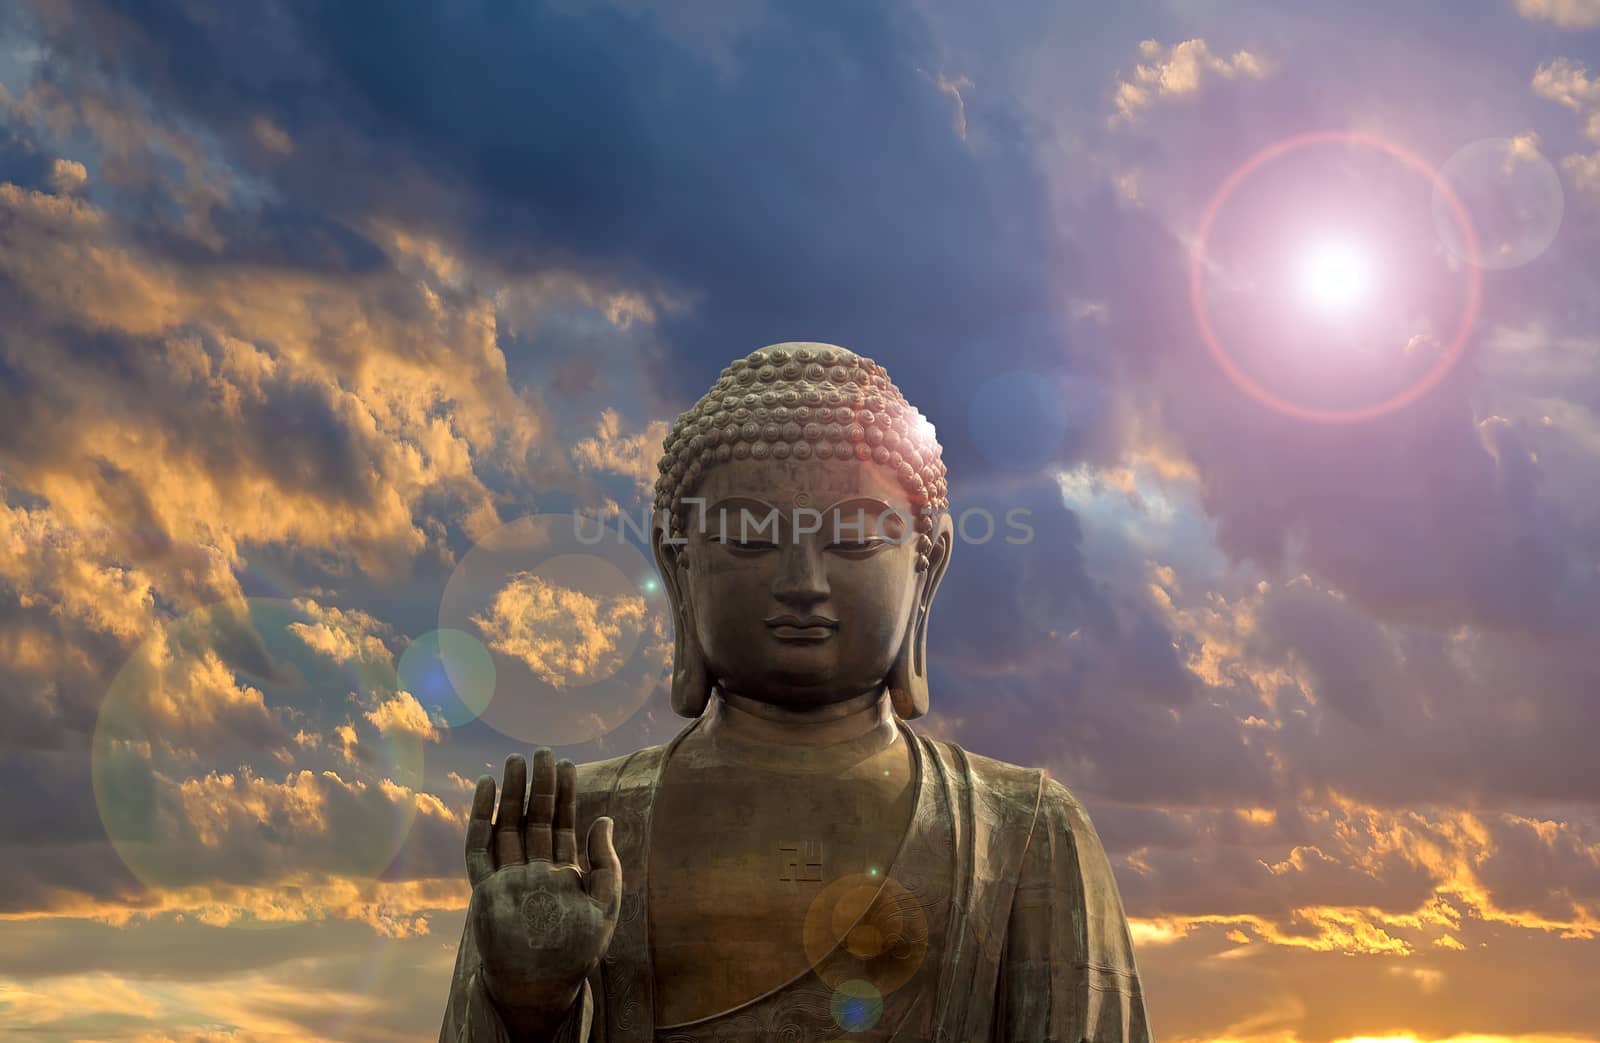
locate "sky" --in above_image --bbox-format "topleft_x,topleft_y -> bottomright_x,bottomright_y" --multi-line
1,0 -> 1598,1040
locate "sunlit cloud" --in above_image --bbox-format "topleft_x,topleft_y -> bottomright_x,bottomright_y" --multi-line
1532,57 -> 1600,206
363,691 -> 442,744
4,1 -> 1600,1041
285,602 -> 393,668
0,959 -> 445,1042
1514,0 -> 1600,28
1111,39 -> 1272,125
471,573 -> 647,687
1,858 -> 470,937
569,408 -> 672,496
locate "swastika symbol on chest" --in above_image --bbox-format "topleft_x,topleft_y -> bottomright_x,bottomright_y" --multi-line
776,840 -> 824,881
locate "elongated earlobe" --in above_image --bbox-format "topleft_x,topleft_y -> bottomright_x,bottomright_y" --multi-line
886,603 -> 930,720
652,522 -> 713,718
670,594 -> 712,718
888,529 -> 951,720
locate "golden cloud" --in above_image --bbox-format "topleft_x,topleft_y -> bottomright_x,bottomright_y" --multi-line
363,691 -> 441,743
1111,39 -> 1272,126
569,408 -> 672,495
286,600 -> 392,668
0,960 -> 427,1042
179,770 -> 331,849
0,873 -> 469,937
1533,58 -> 1600,207
471,572 -> 647,687
1117,782 -> 1600,959
1516,0 -> 1600,28
0,174 -> 544,585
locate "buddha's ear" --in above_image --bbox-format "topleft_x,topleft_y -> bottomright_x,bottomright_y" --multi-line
888,512 -> 953,720
651,518 -> 713,718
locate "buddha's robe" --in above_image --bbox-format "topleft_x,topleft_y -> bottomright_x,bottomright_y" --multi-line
440,719 -> 1152,1042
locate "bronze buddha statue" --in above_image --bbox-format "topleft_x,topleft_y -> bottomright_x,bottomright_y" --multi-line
439,343 -> 1152,1041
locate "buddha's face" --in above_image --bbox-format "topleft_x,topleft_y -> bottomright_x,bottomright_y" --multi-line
661,456 -> 936,709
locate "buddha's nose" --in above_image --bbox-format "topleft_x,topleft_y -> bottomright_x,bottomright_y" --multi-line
771,539 -> 830,607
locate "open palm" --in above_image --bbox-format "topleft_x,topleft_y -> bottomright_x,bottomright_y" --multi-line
466,748 -> 620,1027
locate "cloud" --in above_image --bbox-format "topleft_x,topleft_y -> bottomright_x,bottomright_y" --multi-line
0,585 -> 463,926
0,961 -> 436,1041
1532,57 -> 1600,121
924,473 -> 1280,808
251,114 -> 292,156
285,600 -> 393,668
569,408 -> 671,496
1,2 -> 1598,1041
363,691 -> 442,744
1083,138 -> 1600,646
1514,0 -> 1600,28
123,764 -> 458,891
47,155 -> 85,193
0,177 -> 542,578
471,573 -> 647,687
0,87 -> 569,775
1114,791 -> 1600,952
922,68 -> 974,141
0,0 -> 1080,488
1111,39 -> 1272,125
0,92 -> 54,190
0,973 -> 164,1025
0,754 -> 470,930
1138,563 -> 1600,809
1532,57 -> 1600,206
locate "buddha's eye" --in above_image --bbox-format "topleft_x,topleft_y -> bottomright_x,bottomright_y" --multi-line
826,538 -> 887,557
710,534 -> 778,554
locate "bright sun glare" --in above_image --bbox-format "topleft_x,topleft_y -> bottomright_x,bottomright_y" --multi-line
1298,239 -> 1373,314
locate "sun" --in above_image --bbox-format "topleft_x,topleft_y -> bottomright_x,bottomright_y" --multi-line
1297,239 -> 1374,314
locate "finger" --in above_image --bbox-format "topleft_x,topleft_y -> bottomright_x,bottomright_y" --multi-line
493,754 -> 527,866
552,759 -> 578,865
525,747 -> 557,862
585,817 -> 621,917
465,775 -> 496,887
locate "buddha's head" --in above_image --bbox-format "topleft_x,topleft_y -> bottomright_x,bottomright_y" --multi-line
651,343 -> 953,719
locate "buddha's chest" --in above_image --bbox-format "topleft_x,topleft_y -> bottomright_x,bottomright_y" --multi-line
644,752 -> 914,1027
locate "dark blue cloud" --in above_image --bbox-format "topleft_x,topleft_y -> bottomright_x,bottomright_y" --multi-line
930,475 -> 1112,669
11,0 -> 1089,477
7,0 -> 1597,834
0,113 -> 51,190
134,203 -> 388,274
915,476 -> 1282,806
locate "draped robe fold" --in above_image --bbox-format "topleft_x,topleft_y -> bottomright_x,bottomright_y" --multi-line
440,718 -> 1152,1042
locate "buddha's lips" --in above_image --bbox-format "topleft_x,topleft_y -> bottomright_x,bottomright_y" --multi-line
765,614 -> 838,641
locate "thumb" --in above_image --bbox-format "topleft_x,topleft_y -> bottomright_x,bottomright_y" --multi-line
584,817 -> 621,917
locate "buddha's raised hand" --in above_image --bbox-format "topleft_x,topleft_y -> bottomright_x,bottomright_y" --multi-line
466,748 -> 620,1036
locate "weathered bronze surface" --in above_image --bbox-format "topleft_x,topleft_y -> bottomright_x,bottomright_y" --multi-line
440,343 -> 1152,1041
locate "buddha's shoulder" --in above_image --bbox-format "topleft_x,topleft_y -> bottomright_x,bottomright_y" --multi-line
911,732 -> 1096,832
923,736 -> 1041,793
572,742 -> 669,799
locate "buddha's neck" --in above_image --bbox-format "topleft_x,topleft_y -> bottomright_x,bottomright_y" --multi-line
701,684 -> 898,752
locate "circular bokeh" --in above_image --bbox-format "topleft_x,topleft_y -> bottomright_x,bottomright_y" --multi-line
92,597 -> 424,912
438,513 -> 671,746
1433,137 -> 1564,271
831,979 -> 884,1032
968,370 -> 1072,472
802,872 -> 929,996
397,628 -> 496,727
1190,130 -> 1483,423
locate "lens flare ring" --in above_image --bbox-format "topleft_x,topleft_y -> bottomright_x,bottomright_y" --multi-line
438,513 -> 670,746
1189,130 -> 1483,423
